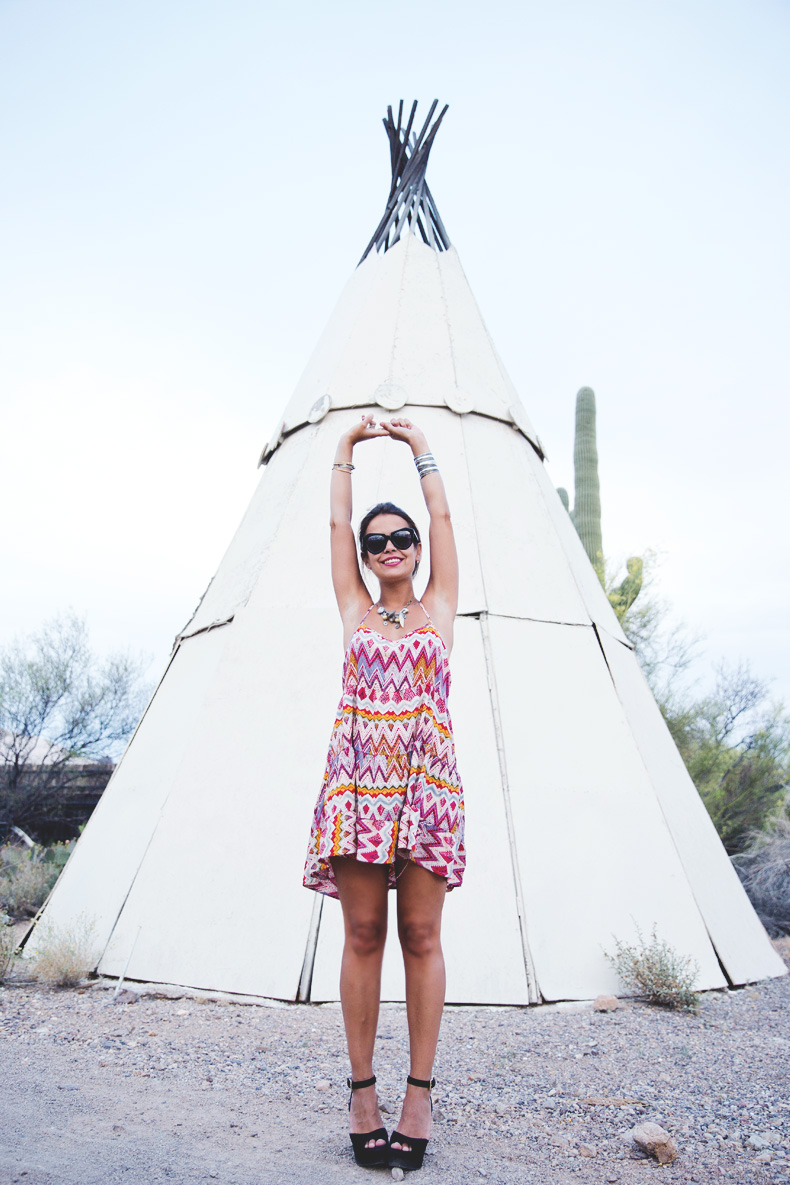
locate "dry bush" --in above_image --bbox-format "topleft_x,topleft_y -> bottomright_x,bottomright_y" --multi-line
773,936 -> 790,968
0,846 -> 59,918
28,915 -> 97,987
0,911 -> 16,981
732,814 -> 790,938
606,923 -> 700,1011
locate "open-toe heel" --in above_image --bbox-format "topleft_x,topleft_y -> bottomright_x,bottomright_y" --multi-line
389,1075 -> 435,1171
347,1075 -> 389,1168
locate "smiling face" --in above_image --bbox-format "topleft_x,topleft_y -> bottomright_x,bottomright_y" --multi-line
362,513 -> 422,583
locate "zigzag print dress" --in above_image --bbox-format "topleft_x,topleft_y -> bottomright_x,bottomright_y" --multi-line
303,604 -> 466,898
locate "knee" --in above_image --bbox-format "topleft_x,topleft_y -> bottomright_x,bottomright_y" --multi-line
347,916 -> 387,958
398,919 -> 441,959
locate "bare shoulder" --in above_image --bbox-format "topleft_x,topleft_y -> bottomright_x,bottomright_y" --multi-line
421,593 -> 455,653
341,593 -> 374,650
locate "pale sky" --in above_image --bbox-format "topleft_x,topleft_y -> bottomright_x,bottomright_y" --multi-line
1,0 -> 788,707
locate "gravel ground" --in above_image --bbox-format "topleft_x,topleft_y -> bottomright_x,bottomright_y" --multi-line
1,941 -> 789,1185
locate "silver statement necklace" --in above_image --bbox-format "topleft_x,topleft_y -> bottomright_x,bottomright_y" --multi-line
376,596 -> 414,630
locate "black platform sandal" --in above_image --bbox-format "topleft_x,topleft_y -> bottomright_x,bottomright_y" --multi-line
388,1075 -> 436,1172
347,1075 -> 389,1168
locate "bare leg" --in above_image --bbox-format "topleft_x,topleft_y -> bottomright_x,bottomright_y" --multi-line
331,857 -> 389,1148
391,859 -> 447,1151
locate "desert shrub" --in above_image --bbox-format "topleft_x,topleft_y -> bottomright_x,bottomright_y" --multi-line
605,924 -> 700,1011
732,812 -> 790,937
40,839 -> 75,875
0,839 -> 75,919
773,936 -> 790,968
28,915 -> 97,987
0,911 -> 16,981
0,846 -> 59,918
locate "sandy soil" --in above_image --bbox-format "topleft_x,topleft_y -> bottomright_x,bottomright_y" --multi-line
1,944 -> 789,1185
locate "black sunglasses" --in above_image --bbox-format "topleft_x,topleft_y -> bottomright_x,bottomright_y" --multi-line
363,528 -> 419,555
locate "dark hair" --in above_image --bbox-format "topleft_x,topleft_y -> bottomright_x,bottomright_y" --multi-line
359,502 -> 421,562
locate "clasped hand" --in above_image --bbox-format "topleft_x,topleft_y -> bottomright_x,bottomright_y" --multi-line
345,413 -> 428,454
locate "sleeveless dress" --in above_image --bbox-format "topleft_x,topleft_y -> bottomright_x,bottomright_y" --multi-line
303,603 -> 466,898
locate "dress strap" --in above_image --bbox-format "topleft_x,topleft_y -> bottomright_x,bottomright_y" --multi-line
357,603 -> 376,628
417,599 -> 433,627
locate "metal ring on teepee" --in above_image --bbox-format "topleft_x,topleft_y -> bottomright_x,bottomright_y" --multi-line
374,382 -> 408,411
508,401 -> 533,437
259,420 -> 286,465
445,387 -> 475,415
307,393 -> 331,423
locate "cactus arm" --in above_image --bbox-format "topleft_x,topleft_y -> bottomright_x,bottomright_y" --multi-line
608,556 -> 644,623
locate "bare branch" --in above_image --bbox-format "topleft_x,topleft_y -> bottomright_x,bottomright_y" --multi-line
0,613 -> 149,837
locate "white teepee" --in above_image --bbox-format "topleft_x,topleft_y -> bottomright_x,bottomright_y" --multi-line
30,103 -> 785,1004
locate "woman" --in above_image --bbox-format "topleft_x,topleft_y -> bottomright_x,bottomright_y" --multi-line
303,413 -> 466,1171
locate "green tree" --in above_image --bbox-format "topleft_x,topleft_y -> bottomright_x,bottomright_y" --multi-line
607,552 -> 789,854
666,663 -> 790,855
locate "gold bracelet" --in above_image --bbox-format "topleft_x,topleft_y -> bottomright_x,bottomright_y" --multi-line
332,463 -> 354,472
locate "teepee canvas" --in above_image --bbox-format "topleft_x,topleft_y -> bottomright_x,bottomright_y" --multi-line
30,102 -> 785,1004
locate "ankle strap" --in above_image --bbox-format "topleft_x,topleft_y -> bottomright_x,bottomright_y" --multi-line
407,1075 -> 436,1090
347,1075 -> 377,1091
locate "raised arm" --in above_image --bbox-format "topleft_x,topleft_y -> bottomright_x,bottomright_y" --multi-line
381,418 -> 459,645
330,414 -> 389,636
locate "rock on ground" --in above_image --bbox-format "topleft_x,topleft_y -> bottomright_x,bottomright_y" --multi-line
629,1120 -> 679,1163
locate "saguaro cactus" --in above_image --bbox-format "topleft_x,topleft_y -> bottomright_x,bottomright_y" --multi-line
557,387 -> 604,579
557,386 -> 643,623
572,386 -> 603,576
